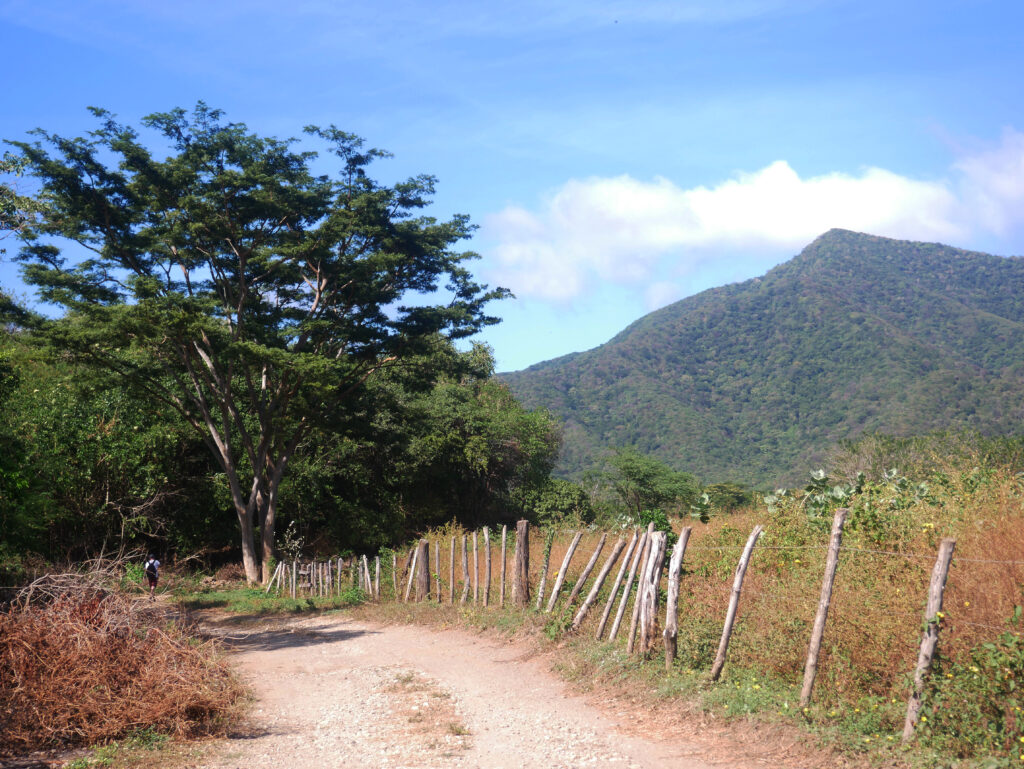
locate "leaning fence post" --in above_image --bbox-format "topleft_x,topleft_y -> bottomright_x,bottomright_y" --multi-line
638,532 -> 668,657
710,524 -> 764,681
571,537 -> 626,632
596,531 -> 639,639
535,528 -> 555,611
663,527 -> 693,668
546,531 -> 583,613
362,555 -> 372,598
512,519 -> 530,607
626,523 -> 657,650
500,525 -> 508,608
404,546 -> 419,602
565,534 -> 608,610
903,537 -> 956,741
483,527 -> 492,607
265,562 -> 282,594
609,529 -> 649,641
800,508 -> 848,706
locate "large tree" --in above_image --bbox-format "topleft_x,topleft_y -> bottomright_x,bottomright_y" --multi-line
10,104 -> 508,582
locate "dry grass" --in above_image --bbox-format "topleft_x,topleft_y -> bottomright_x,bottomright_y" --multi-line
0,572 -> 242,756
407,467 -> 1024,709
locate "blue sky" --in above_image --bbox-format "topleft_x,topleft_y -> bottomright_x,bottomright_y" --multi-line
3,0 -> 1024,371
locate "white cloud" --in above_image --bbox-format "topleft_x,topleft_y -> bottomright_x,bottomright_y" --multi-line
954,129 -> 1024,236
484,130 -> 1024,301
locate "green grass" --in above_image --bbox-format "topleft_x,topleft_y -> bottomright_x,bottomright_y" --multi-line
63,728 -> 170,769
175,584 -> 366,614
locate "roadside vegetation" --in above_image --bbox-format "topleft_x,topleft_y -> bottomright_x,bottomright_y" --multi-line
162,436 -> 1024,768
0,567 -> 241,758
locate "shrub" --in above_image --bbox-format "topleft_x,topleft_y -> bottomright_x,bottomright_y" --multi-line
0,577 -> 240,755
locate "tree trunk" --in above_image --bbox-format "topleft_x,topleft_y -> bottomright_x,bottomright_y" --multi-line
235,504 -> 260,584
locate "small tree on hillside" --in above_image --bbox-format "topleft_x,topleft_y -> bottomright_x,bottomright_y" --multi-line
9,104 -> 508,582
603,447 -> 699,516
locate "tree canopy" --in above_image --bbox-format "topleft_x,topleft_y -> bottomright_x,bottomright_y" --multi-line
9,104 -> 509,582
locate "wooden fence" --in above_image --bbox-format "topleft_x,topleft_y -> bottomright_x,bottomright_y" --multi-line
266,512 -> 958,742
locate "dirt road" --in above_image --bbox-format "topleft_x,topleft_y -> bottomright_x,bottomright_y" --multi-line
195,613 -> 802,769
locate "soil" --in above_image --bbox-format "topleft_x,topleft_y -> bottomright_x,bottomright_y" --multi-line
187,612 -> 834,769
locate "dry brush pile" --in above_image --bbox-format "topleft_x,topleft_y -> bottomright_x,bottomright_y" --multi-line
0,571 -> 241,756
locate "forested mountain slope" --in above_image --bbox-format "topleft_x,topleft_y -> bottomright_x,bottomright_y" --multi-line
502,229 -> 1024,486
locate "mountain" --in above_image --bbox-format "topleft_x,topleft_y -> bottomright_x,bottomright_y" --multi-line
501,230 -> 1024,487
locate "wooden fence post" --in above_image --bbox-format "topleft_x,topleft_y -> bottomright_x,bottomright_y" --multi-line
483,527 -> 492,607
535,528 -> 555,611
638,532 -> 668,657
362,555 -> 372,599
460,535 -> 471,604
414,539 -> 430,602
710,525 -> 764,681
663,527 -> 693,669
449,536 -> 456,604
265,562 -> 282,594
472,530 -> 479,605
512,519 -> 530,607
596,531 -> 639,639
291,560 -> 296,599
546,531 -> 583,613
571,537 -> 626,632
800,508 -> 848,706
391,552 -> 397,599
404,546 -> 419,602
609,529 -> 649,641
500,525 -> 508,608
564,534 -> 608,610
374,556 -> 381,599
434,540 -> 441,603
903,537 -> 956,741
626,523 -> 657,650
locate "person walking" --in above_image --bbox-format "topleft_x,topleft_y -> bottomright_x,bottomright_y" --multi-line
143,554 -> 160,599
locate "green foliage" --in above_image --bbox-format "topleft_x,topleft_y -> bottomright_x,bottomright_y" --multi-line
601,447 -> 700,515
520,477 -> 594,525
10,104 -> 508,580
0,153 -> 47,252
176,584 -> 366,614
504,229 -> 1024,487
919,608 -> 1024,759
702,482 -> 753,512
269,343 -> 559,552
763,466 -> 948,546
62,727 -> 170,769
